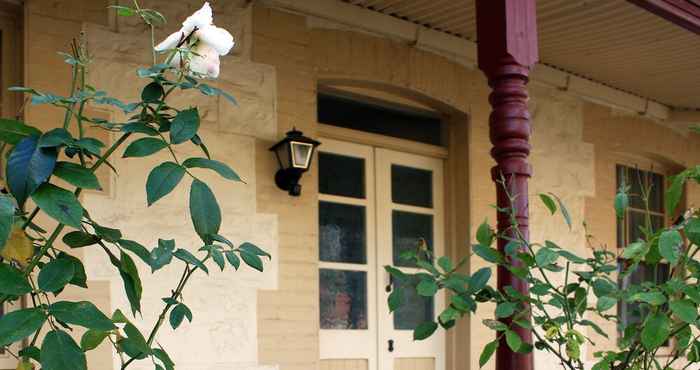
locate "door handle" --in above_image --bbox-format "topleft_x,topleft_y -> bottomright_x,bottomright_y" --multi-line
388,339 -> 394,352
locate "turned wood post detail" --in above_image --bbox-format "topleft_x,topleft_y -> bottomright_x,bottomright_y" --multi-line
476,1 -> 539,369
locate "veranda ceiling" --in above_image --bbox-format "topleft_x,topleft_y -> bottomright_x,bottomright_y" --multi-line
343,0 -> 700,110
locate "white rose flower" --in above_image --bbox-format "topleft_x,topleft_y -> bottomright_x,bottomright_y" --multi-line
154,2 -> 234,78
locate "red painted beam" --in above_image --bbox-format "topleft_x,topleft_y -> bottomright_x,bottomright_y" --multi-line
628,0 -> 700,34
475,1 -> 538,369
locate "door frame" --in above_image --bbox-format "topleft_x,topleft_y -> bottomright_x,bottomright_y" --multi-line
375,148 -> 446,370
318,135 -> 448,370
319,139 -> 379,369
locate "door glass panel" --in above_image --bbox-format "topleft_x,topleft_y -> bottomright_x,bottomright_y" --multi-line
320,201 -> 367,264
392,211 -> 433,267
393,275 -> 434,330
320,269 -> 368,329
391,165 -> 432,208
319,152 -> 366,199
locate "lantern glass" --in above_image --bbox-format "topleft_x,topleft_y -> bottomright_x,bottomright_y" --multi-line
291,141 -> 314,169
274,143 -> 291,169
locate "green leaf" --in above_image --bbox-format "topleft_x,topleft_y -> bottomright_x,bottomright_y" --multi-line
62,231 -> 100,248
479,340 -> 498,368
437,256 -> 452,272
80,330 -> 108,351
197,84 -> 237,105
0,263 -> 32,295
549,193 -> 572,229
141,82 -> 164,103
416,279 -> 438,297
93,224 -> 122,243
614,191 -> 629,219
169,303 -> 193,329
18,346 -> 41,362
632,291 -> 667,306
123,137 -> 168,158
476,220 -> 493,246
149,239 -> 175,272
121,122 -> 159,136
495,302 -> 517,318
469,267 -> 492,293
170,108 -> 200,144
118,239 -> 151,265
119,252 -> 143,315
53,161 -> 101,190
669,299 -> 697,324
482,319 -> 508,331
41,330 -> 87,370
210,247 -> 225,270
505,330 -> 523,352
225,250 -> 240,270
240,250 -> 263,272
539,193 -> 557,215
239,242 -> 271,259
7,135 -> 58,208
109,5 -> 135,16
152,347 -> 175,370
146,162 -> 186,206
0,196 -> 15,250
0,118 -> 42,145
122,323 -> 150,357
686,217 -> 700,246
388,287 -> 403,312
596,296 -> 616,312
535,247 -> 559,267
31,184 -> 83,229
58,252 -> 87,288
182,157 -> 242,181
0,308 -> 47,346
49,301 -> 116,331
665,172 -> 687,215
38,258 -> 75,292
174,248 -> 208,273
38,128 -> 72,148
659,229 -> 682,265
74,138 -> 104,156
592,279 -> 616,297
472,244 -> 503,264
621,241 -> 648,260
557,250 -> 586,264
641,312 -> 670,350
413,321 -> 438,340
189,180 -> 221,243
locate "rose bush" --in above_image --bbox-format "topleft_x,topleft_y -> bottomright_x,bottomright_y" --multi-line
0,3 -> 268,370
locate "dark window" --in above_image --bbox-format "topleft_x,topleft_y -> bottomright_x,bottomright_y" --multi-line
319,152 -> 366,199
618,262 -> 670,332
391,165 -> 433,208
392,275 -> 434,330
319,201 -> 367,264
319,269 -> 368,329
392,210 -> 433,268
317,92 -> 444,146
616,165 -> 670,344
616,165 -> 665,247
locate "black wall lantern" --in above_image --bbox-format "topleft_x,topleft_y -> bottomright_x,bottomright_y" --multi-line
269,128 -> 321,196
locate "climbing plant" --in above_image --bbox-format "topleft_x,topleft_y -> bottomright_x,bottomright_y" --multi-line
388,168 -> 700,370
0,2 -> 269,370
